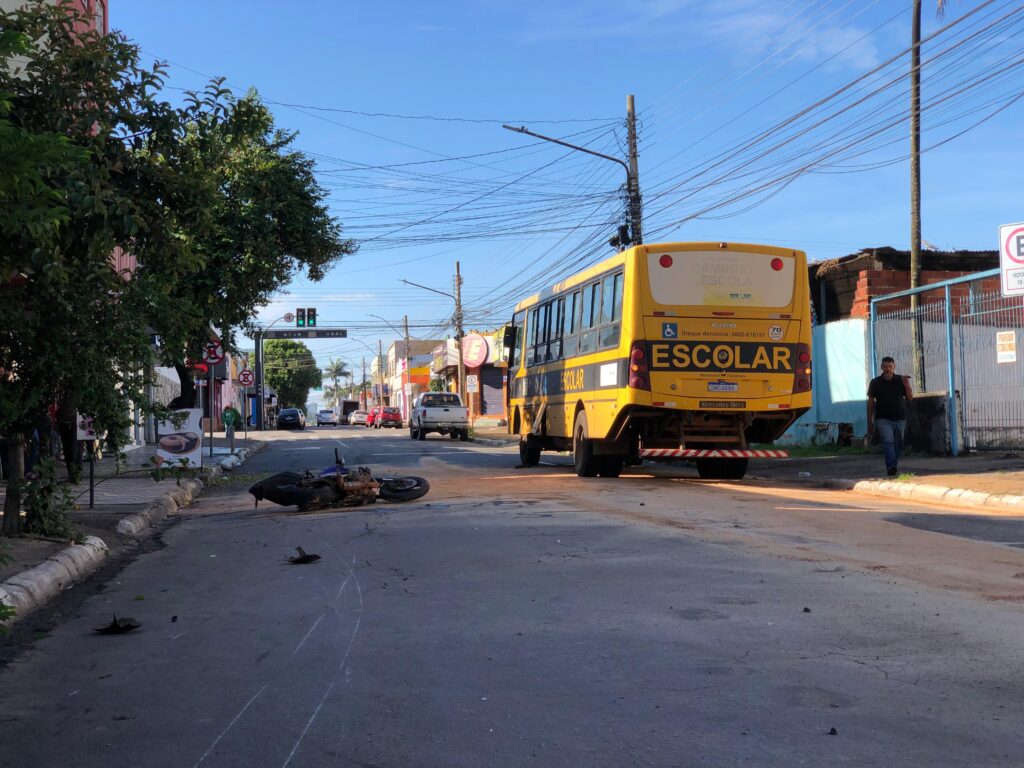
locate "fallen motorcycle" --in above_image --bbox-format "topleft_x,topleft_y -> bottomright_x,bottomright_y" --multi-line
249,450 -> 429,511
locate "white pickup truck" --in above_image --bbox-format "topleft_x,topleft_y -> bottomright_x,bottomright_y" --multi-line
410,392 -> 469,441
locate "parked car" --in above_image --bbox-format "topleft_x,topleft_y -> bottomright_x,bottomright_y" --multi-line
277,407 -> 306,430
349,409 -> 368,426
377,406 -> 403,428
317,408 -> 339,426
366,406 -> 382,428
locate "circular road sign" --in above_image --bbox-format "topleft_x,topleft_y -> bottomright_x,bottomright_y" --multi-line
1003,226 -> 1024,265
284,312 -> 295,323
203,341 -> 225,365
239,369 -> 255,386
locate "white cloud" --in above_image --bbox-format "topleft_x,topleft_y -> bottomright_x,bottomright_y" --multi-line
514,0 -> 881,72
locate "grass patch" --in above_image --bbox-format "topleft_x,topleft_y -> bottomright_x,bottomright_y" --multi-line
894,472 -> 917,482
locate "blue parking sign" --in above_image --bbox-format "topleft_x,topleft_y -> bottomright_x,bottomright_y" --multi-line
662,322 -> 678,339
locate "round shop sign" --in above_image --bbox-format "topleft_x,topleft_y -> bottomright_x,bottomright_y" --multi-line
768,324 -> 784,341
461,333 -> 489,368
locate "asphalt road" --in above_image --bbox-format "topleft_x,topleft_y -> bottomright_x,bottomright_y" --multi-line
3,426 -> 1024,767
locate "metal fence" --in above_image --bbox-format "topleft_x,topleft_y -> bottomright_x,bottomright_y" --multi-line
870,268 -> 1024,453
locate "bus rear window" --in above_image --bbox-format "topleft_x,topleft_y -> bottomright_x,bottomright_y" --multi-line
646,250 -> 795,308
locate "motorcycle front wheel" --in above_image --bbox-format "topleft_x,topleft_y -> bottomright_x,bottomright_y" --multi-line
378,476 -> 430,502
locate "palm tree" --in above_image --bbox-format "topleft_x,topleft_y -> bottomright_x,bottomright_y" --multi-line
910,0 -> 953,389
322,358 -> 350,410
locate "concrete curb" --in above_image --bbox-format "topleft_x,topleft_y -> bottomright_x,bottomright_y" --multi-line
0,439 -> 267,623
0,536 -> 109,618
831,477 -> 1024,515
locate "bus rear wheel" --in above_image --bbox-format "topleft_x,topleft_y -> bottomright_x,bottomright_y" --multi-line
695,457 -> 748,480
573,412 -> 599,478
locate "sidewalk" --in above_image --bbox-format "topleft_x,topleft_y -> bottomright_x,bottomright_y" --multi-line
0,435 -> 264,623
471,423 -> 1024,512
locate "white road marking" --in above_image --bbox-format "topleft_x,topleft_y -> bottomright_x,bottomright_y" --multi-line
282,558 -> 362,767
291,614 -> 326,656
192,684 -> 269,768
368,450 -> 482,456
335,440 -> 350,448
286,447 -> 322,451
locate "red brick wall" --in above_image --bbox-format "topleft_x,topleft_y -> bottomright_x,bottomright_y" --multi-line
851,269 -> 1001,317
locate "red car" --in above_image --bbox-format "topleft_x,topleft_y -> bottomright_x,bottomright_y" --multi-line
377,406 -> 403,428
365,406 -> 381,428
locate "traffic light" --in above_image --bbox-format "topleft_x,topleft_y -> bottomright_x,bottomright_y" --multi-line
296,308 -> 306,327
307,307 -> 317,327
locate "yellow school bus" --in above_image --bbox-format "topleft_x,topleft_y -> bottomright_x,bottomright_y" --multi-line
505,241 -> 812,479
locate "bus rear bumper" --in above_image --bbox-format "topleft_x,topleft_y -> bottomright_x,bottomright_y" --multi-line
640,448 -> 788,459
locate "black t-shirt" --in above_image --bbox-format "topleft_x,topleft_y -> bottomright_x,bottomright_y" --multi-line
868,374 -> 908,420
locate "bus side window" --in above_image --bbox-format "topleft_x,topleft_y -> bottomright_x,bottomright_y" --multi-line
563,291 -> 580,358
599,272 -> 623,349
539,302 -> 551,363
509,311 -> 525,370
579,282 -> 600,355
526,307 -> 539,367
553,297 -> 565,360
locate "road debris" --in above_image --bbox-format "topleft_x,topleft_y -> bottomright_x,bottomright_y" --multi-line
93,615 -> 142,634
288,546 -> 321,565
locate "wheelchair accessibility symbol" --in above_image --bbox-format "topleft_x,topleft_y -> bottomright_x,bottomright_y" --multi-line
662,323 -> 678,339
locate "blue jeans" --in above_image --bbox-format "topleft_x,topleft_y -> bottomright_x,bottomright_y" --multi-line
875,418 -> 905,471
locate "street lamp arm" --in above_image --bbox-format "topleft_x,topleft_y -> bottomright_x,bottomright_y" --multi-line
368,313 -> 406,338
399,277 -> 454,300
501,124 -> 629,174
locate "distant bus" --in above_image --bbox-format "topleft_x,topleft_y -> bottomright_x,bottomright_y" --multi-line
505,241 -> 812,480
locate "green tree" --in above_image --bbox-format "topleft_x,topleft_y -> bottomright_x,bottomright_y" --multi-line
152,91 -> 354,402
0,29 -> 86,241
322,359 -> 350,409
0,4 -> 230,534
264,340 -> 321,409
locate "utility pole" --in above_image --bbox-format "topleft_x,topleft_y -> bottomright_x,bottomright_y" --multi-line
378,338 -> 385,407
361,356 -> 366,409
503,94 -> 642,246
625,94 -> 643,246
255,331 -> 264,430
454,261 -> 466,405
403,314 -> 411,419
909,0 -> 925,391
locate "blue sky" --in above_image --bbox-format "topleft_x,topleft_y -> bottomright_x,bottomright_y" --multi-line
115,0 -> 1024,378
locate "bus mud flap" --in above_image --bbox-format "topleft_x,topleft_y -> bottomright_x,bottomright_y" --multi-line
530,402 -> 548,435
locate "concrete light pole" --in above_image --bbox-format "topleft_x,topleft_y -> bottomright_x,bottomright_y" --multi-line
400,263 -> 467,404
503,95 -> 642,247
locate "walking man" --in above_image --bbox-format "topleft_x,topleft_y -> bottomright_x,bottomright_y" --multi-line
867,356 -> 914,477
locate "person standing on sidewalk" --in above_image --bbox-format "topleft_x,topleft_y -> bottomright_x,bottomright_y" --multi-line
867,356 -> 914,477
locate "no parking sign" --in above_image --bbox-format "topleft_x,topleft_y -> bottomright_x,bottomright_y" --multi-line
999,222 -> 1024,297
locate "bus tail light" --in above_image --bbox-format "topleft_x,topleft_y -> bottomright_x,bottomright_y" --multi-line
628,341 -> 650,391
794,343 -> 811,393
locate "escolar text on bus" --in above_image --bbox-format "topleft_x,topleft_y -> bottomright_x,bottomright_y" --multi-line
647,342 -> 794,372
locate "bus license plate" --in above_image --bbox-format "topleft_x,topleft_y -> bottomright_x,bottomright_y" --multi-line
708,382 -> 739,392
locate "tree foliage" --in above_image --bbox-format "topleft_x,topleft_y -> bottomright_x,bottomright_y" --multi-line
0,4 -> 351,534
264,340 -> 322,409
152,92 -> 354,398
